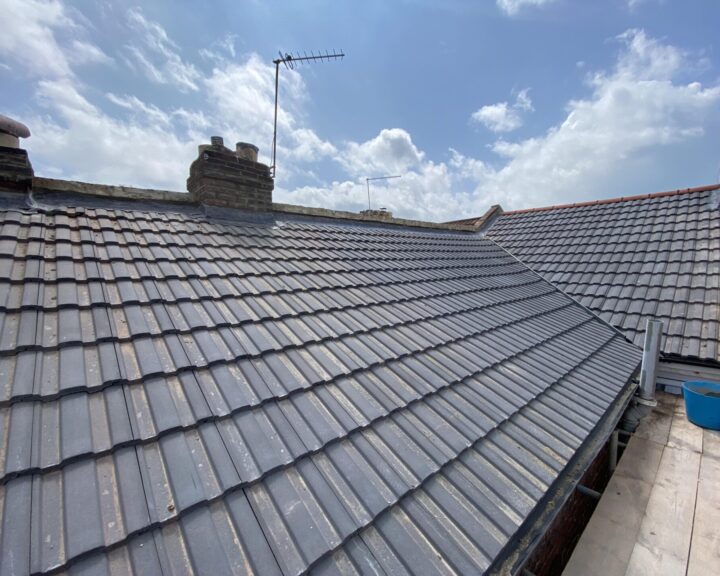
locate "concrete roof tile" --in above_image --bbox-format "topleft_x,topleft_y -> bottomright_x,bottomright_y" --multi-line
0,194 -> 642,575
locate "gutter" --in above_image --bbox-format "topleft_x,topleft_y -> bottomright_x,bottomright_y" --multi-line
489,367 -> 640,575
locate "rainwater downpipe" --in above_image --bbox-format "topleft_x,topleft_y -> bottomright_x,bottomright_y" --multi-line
638,319 -> 663,405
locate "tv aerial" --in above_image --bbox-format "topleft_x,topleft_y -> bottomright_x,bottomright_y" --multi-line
271,49 -> 345,178
365,175 -> 402,211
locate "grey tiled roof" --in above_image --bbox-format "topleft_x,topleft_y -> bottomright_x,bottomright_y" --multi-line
0,196 -> 641,576
485,187 -> 720,364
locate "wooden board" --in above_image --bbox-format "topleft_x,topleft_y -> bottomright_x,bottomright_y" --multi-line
702,428 -> 720,459
687,454 -> 720,576
565,393 -> 713,576
623,445 -> 701,576
667,399 -> 703,454
633,393 -> 675,446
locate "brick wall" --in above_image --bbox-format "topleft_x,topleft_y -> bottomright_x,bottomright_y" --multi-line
187,141 -> 273,211
521,444 -> 612,576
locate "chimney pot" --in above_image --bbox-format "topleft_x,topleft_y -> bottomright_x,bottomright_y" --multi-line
187,138 -> 273,211
0,114 -> 31,150
236,142 -> 259,163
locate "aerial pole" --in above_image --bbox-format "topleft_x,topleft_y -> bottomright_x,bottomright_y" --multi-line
271,50 -> 344,178
365,175 -> 402,210
272,60 -> 280,180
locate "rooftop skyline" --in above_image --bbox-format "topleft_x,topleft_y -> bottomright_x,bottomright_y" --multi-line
1,0 -> 719,220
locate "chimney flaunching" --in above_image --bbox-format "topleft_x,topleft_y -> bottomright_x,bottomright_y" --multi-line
0,114 -> 33,191
187,136 -> 273,211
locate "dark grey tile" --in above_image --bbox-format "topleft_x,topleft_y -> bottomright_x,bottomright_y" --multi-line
0,202 -> 648,576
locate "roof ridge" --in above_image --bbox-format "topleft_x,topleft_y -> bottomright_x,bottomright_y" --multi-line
502,183 -> 720,215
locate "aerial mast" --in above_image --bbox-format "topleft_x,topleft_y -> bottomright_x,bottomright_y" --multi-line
271,49 -> 344,178
365,175 -> 402,211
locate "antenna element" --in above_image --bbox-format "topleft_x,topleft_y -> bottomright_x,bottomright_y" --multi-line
271,50 -> 344,178
365,175 -> 402,211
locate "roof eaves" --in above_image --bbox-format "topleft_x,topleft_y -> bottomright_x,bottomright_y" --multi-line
491,366 -> 639,575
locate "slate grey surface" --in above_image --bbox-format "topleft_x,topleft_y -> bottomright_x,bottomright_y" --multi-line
0,198 -> 641,576
486,188 -> 720,364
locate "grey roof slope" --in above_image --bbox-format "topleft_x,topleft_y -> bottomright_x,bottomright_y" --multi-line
485,186 -> 720,365
0,193 -> 641,576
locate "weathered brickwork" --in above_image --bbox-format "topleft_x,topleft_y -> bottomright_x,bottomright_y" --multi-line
187,138 -> 273,210
0,146 -> 34,190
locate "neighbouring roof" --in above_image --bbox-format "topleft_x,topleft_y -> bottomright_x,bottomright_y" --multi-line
484,185 -> 720,365
0,189 -> 641,576
448,205 -> 503,229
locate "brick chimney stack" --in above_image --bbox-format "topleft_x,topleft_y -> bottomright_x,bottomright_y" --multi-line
0,115 -> 33,191
187,136 -> 273,211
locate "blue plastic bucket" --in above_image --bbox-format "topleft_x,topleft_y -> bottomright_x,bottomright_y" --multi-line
682,380 -> 720,430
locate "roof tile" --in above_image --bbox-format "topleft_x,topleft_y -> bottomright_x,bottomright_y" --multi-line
486,187 -> 720,363
0,198 -> 641,575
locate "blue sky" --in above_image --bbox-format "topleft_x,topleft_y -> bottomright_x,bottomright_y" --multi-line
1,0 -> 719,221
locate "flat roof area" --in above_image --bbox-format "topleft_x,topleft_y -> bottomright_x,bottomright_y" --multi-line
564,392 -> 720,576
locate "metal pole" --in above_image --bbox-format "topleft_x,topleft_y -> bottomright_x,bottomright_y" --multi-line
271,60 -> 280,177
364,175 -> 402,211
639,319 -> 663,404
576,484 -> 602,500
609,430 -> 619,473
270,50 -> 343,180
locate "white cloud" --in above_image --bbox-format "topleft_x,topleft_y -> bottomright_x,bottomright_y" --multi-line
496,0 -> 556,17
472,102 -> 520,133
471,29 -> 720,210
277,158 -> 469,222
627,0 -> 663,11
5,2 -> 719,224
29,78 -> 197,188
288,128 -> 338,163
68,40 -> 113,66
0,0 -> 76,77
337,128 -> 425,177
124,7 -> 200,92
7,2 -> 333,190
0,0 -> 111,78
297,29 -> 720,221
199,34 -> 238,63
203,53 -> 336,169
106,93 -> 173,128
471,88 -> 533,133
278,133 -> 484,222
29,51 -> 337,190
449,148 -> 490,181
203,53 -> 295,158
